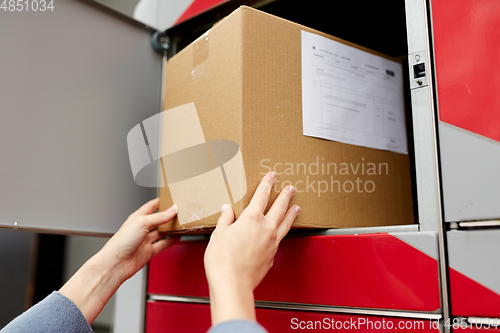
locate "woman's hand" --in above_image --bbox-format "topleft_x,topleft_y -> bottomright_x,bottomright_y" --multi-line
60,198 -> 180,324
100,198 -> 180,282
204,171 -> 300,325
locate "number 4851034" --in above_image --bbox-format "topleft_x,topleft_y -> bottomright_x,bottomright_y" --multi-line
1,0 -> 55,11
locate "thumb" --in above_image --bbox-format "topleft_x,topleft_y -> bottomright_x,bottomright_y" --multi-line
216,204 -> 234,228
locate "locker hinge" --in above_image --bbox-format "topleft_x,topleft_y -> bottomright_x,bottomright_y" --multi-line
151,31 -> 169,53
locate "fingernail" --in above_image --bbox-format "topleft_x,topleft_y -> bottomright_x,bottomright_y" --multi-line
269,171 -> 277,179
221,204 -> 231,213
287,185 -> 295,195
168,204 -> 178,213
295,205 -> 301,215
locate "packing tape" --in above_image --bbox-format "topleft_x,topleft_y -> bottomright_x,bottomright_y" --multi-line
192,31 -> 209,79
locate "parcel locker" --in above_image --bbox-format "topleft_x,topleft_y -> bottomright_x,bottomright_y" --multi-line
2,0 -> 500,332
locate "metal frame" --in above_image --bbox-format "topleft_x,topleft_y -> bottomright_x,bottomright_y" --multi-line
113,268 -> 148,333
295,224 -> 419,237
148,295 -> 443,320
404,0 -> 443,234
404,0 -> 450,332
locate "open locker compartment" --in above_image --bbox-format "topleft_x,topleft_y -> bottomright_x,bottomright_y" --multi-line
159,0 -> 424,235
167,0 -> 410,59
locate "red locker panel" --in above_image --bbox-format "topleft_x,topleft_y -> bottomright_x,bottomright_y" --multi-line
145,301 -> 211,332
145,301 -> 439,332
432,0 -> 500,142
447,230 -> 500,318
148,234 -> 440,312
449,268 -> 500,319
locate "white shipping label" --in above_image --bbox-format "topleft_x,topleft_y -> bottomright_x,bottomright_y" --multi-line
301,30 -> 408,154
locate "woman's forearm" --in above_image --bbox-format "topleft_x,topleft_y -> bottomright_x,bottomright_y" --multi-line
59,251 -> 125,325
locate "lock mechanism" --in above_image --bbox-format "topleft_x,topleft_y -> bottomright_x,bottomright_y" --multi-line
409,51 -> 429,89
413,63 -> 426,79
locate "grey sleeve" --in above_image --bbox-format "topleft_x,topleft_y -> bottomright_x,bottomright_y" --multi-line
1,291 -> 93,333
208,320 -> 268,333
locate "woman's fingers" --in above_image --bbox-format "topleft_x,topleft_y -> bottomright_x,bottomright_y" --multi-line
129,198 -> 160,219
147,229 -> 160,242
146,229 -> 167,243
216,204 -> 235,228
266,185 -> 295,227
140,204 -> 177,230
276,205 -> 300,241
247,172 -> 277,213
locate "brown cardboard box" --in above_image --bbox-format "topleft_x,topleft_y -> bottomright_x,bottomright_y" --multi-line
158,6 -> 414,232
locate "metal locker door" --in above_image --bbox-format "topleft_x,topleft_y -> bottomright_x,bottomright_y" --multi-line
0,0 -> 163,235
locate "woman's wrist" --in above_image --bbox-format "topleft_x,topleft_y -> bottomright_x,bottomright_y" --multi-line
208,277 -> 256,326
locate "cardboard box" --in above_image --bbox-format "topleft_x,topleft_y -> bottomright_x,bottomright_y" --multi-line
158,6 -> 414,232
